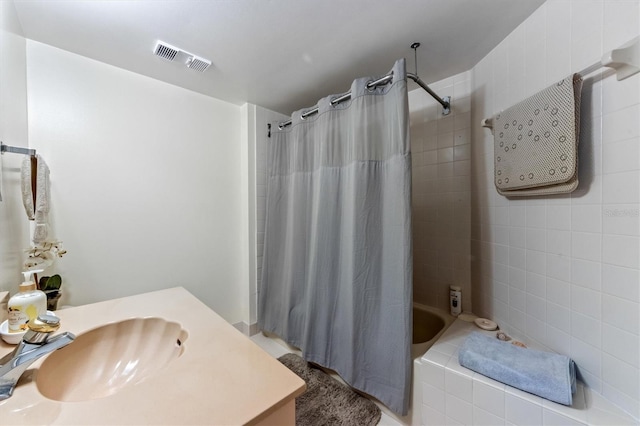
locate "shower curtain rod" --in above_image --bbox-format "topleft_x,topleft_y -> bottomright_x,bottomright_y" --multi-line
275,71 -> 451,131
0,142 -> 36,156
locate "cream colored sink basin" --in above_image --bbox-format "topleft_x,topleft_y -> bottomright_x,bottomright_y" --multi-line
36,317 -> 187,402
0,288 -> 304,425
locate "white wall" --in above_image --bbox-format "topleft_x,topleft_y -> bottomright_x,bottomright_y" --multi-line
25,40 -> 245,323
409,72 -> 472,313
471,0 -> 639,419
0,0 -> 31,292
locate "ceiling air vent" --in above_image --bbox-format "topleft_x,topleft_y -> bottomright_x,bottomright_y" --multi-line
153,41 -> 212,73
154,42 -> 179,61
187,56 -> 211,72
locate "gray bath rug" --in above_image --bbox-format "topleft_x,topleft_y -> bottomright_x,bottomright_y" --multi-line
278,353 -> 381,426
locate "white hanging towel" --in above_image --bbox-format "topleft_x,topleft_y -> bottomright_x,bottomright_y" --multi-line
0,154 -> 3,202
21,154 -> 50,243
21,156 -> 34,219
493,74 -> 583,196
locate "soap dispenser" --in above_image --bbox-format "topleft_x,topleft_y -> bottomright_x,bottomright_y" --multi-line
449,285 -> 462,316
7,271 -> 47,333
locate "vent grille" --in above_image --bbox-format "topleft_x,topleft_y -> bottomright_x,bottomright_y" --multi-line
154,42 -> 179,61
187,57 -> 211,72
153,41 -> 212,73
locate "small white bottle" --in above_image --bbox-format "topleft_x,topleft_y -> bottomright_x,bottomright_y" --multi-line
450,285 -> 462,316
8,272 -> 47,333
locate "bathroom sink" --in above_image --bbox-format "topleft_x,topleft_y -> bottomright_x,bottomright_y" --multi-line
36,317 -> 187,402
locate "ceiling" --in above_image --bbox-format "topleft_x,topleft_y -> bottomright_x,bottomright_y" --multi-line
13,0 -> 545,115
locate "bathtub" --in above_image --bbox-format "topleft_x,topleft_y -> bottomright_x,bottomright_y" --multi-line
260,303 -> 455,425
375,303 -> 456,425
412,302 -> 455,359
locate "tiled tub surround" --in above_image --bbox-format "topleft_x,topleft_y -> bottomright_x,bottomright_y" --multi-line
410,71 -> 472,314
419,319 -> 637,425
470,0 -> 640,419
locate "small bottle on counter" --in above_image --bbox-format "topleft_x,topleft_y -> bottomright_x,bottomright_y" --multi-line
8,272 -> 47,333
450,285 -> 462,316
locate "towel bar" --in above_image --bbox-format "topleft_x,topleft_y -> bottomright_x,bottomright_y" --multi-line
599,36 -> 640,81
0,142 -> 36,156
482,36 -> 640,130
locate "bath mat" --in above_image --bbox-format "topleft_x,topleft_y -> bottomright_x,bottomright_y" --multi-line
278,353 -> 381,426
493,73 -> 583,196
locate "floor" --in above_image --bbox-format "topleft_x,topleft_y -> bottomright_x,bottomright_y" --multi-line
250,332 -> 403,426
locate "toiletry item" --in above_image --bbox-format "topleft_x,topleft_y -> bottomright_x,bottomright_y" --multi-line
474,317 -> 498,331
8,272 -> 46,333
450,285 -> 462,316
496,330 -> 512,341
0,291 -> 9,323
458,312 -> 478,322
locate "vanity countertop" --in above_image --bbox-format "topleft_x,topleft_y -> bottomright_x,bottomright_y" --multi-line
0,287 -> 305,425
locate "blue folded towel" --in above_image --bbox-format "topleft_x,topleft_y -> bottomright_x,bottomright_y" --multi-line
458,332 -> 576,405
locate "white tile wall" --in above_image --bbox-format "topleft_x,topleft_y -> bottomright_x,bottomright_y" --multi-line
410,71 -> 472,312
470,0 -> 640,420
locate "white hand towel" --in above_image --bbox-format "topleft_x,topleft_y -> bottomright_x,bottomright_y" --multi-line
20,154 -> 50,243
21,155 -> 35,219
0,154 -> 3,202
33,155 -> 50,243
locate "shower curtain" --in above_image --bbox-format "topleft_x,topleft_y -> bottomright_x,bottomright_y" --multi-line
259,59 -> 412,415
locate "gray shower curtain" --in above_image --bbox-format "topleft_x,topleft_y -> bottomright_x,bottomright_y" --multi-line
259,59 -> 412,415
